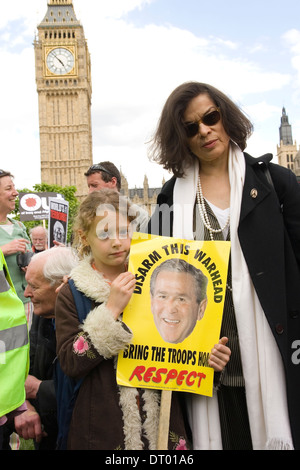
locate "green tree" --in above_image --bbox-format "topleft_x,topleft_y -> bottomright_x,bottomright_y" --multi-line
13,183 -> 80,244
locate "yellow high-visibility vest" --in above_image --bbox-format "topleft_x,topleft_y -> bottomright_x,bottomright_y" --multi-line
0,250 -> 29,418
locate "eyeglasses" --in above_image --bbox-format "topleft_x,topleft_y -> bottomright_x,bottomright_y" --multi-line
184,108 -> 221,138
88,164 -> 113,176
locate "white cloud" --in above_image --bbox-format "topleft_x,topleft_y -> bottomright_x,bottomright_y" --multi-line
0,0 -> 155,29
283,29 -> 300,53
91,0 -> 154,19
281,28 -> 300,106
245,101 -> 281,124
243,102 -> 283,162
209,37 -> 238,50
246,132 -> 279,163
88,18 -> 291,185
248,43 -> 266,54
283,29 -> 300,79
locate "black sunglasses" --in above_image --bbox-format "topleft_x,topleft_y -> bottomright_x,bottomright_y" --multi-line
184,108 -> 221,138
88,164 -> 113,176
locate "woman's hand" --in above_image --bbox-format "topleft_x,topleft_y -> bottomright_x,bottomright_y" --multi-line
1,238 -> 30,256
106,272 -> 136,320
209,336 -> 231,372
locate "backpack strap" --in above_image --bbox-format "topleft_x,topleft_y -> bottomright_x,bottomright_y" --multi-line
55,279 -> 93,450
68,278 -> 92,323
260,161 -> 275,190
259,160 -> 283,213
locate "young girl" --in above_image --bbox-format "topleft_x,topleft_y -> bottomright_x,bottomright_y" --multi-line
55,189 -> 230,450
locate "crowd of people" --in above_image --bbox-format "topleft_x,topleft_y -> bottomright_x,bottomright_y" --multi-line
0,81 -> 300,451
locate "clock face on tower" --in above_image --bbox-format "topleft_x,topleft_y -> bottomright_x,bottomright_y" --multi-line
46,47 -> 75,75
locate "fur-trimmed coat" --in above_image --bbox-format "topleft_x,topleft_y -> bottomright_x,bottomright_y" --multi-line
55,256 -> 191,450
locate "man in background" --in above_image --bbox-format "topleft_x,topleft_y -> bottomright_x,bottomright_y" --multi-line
13,247 -> 78,449
85,161 -> 122,193
30,226 -> 48,253
85,161 -> 149,231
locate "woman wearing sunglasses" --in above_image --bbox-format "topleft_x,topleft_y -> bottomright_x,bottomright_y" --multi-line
147,82 -> 300,450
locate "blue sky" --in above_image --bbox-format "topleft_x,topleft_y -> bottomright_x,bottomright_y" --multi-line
1,0 -> 300,190
126,0 -> 294,37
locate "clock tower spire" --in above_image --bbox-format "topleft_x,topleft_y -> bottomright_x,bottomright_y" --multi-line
34,0 -> 93,199
277,107 -> 297,171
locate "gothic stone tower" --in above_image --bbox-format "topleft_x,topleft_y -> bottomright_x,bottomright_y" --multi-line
34,0 -> 92,199
277,107 -> 297,172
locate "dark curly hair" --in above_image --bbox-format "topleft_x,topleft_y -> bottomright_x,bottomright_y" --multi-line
148,82 -> 253,177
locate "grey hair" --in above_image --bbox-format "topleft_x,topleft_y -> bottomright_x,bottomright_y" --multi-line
29,225 -> 48,241
30,247 -> 78,286
150,258 -> 208,304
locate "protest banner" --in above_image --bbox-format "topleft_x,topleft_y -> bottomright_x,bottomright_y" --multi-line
117,233 -> 231,398
48,197 -> 69,247
19,192 -> 63,221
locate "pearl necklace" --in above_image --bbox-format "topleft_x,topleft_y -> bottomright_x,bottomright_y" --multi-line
196,174 -> 230,241
196,174 -> 232,292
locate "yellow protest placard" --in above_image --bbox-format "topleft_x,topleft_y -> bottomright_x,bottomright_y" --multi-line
117,233 -> 230,397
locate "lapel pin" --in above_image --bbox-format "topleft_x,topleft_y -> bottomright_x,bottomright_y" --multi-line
250,188 -> 258,198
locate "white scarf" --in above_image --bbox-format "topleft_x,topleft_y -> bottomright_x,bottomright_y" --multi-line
173,143 -> 293,450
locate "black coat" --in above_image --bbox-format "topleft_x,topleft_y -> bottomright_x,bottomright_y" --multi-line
147,152 -> 300,449
29,314 -> 58,449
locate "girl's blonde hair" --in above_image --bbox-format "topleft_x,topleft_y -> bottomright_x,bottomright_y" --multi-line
73,189 -> 137,258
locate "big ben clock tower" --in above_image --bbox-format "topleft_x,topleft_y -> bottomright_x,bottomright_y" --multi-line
34,0 -> 92,199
